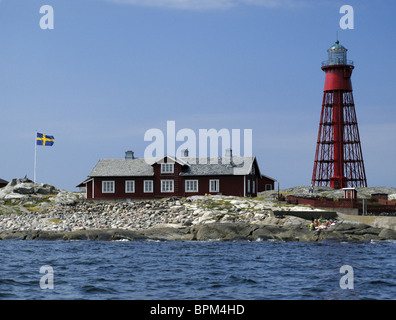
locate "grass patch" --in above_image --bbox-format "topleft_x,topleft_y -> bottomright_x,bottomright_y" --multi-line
1,199 -> 22,206
24,206 -> 41,212
202,199 -> 234,211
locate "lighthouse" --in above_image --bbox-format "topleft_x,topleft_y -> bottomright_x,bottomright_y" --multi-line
311,41 -> 367,189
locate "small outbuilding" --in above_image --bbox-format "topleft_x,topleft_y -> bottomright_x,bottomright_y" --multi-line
257,174 -> 276,192
343,187 -> 357,200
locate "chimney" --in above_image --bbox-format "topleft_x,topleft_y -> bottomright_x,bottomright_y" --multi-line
125,150 -> 135,160
181,149 -> 189,157
225,148 -> 233,165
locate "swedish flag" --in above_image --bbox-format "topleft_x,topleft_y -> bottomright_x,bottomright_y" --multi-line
36,132 -> 55,146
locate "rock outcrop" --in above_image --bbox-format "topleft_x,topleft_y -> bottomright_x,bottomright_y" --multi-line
0,178 -> 59,199
1,181 -> 396,242
1,220 -> 395,242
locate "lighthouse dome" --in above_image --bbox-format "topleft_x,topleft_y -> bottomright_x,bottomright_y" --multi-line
328,40 -> 347,52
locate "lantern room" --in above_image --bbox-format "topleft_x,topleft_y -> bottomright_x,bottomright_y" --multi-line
322,40 -> 353,66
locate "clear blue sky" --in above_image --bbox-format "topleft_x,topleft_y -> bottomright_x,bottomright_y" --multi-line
1,0 -> 395,191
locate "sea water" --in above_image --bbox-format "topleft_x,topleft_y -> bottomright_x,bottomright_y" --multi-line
0,240 -> 395,300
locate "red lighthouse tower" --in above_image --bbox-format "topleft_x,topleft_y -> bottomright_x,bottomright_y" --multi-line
312,41 -> 367,189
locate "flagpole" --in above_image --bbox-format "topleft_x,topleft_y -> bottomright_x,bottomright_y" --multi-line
34,130 -> 37,193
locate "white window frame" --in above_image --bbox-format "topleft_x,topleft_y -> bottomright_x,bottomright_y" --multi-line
185,180 -> 198,192
161,180 -> 174,193
209,179 -> 220,193
125,180 -> 135,193
144,180 -> 153,193
102,180 -> 115,193
161,163 -> 174,173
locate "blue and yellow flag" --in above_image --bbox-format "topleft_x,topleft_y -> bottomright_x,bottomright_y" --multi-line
36,132 -> 55,146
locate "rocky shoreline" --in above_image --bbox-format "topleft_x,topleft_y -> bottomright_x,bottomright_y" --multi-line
1,198 -> 396,242
1,179 -> 396,242
1,220 -> 396,242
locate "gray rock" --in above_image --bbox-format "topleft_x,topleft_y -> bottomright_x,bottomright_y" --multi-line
251,225 -> 283,241
378,228 -> 396,240
36,184 -> 57,195
9,178 -> 34,187
0,230 -> 41,240
275,226 -> 316,242
62,229 -> 145,241
12,185 -> 35,195
143,225 -> 193,241
220,214 -> 235,223
192,223 -> 255,241
332,222 -> 366,232
33,231 -> 66,241
0,178 -> 59,199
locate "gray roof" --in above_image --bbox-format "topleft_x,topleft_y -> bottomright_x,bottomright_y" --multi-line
89,158 -> 155,177
88,156 -> 258,177
179,156 -> 257,176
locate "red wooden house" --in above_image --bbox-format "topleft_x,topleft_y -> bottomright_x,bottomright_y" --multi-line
77,149 -> 274,200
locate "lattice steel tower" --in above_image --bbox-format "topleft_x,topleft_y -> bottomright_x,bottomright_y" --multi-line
311,41 -> 367,189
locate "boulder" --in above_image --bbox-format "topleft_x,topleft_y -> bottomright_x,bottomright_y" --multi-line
220,214 -> 235,223
49,190 -> 78,205
378,228 -> 396,240
331,221 -> 366,232
251,225 -> 282,241
12,185 -> 35,195
275,226 -> 312,242
36,184 -> 58,195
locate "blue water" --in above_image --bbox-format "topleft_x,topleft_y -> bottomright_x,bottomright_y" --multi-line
0,240 -> 395,300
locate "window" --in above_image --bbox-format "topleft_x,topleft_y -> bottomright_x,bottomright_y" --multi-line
185,180 -> 198,192
247,180 -> 251,193
144,180 -> 153,193
125,180 -> 135,193
102,181 -> 115,193
161,163 -> 174,173
265,184 -> 273,191
161,180 -> 174,193
209,179 -> 219,192
252,180 -> 256,193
